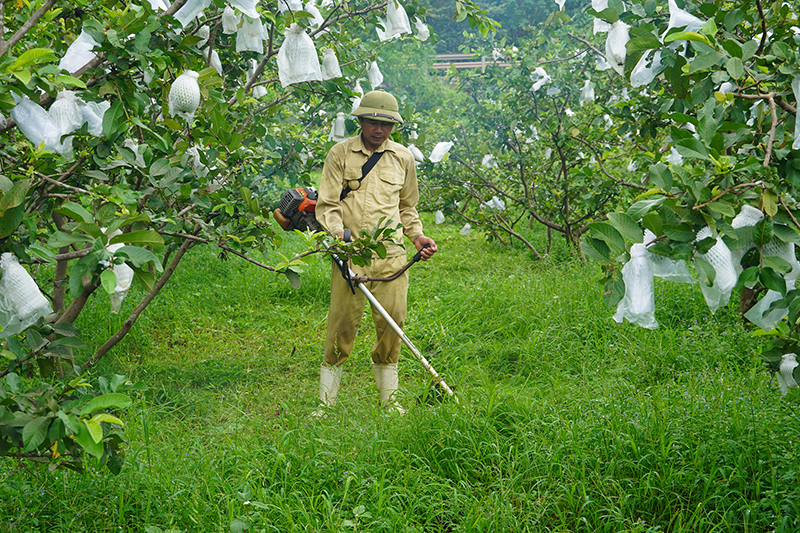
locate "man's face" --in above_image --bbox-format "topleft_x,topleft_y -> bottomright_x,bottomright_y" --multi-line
359,118 -> 394,151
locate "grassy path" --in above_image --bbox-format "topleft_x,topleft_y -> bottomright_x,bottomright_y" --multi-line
3,216 -> 800,532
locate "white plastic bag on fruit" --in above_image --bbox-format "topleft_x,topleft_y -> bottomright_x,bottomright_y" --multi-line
482,154 -> 497,168
435,210 -> 445,224
80,100 -> 110,136
229,0 -> 260,18
305,2 -> 327,34
630,50 -> 665,87
174,0 -> 212,28
377,0 -> 411,41
106,242 -> 135,314
665,146 -> 683,164
277,24 -> 322,87
350,80 -> 364,114
642,230 -> 695,283
414,17 -> 430,41
186,145 -> 209,177
49,90 -> 84,136
59,29 -> 100,74
592,0 -> 611,33
11,97 -> 63,154
321,49 -> 342,79
169,70 -> 201,122
605,20 -> 630,76
777,353 -> 799,396
460,223 -> 471,236
147,0 -> 169,10
0,253 -> 52,338
613,243 -> 658,329
554,0 -> 566,10
277,0 -> 302,12
530,67 -> 550,92
329,112 -> 347,141
793,76 -> 800,150
408,144 -> 424,163
430,141 -> 453,162
123,138 -> 146,167
487,196 -> 505,211
208,48 -> 222,75
367,61 -> 384,88
745,238 -> 800,330
579,80 -> 595,105
236,16 -> 267,53
666,0 -> 703,34
222,6 -> 241,33
196,25 -> 210,47
695,226 -> 737,313
730,204 -> 763,277
247,59 -> 267,97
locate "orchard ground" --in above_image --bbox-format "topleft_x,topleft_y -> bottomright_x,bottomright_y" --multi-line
2,214 -> 799,532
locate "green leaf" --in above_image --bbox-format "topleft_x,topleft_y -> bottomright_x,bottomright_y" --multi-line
752,218 -> 774,246
56,75 -> 87,89
725,57 -> 744,80
581,237 -> 611,262
760,267 -> 786,295
607,212 -> 643,243
284,269 -> 302,289
11,48 -> 54,70
763,255 -> 792,275
663,224 -> 696,242
626,36 -> 662,53
707,201 -> 736,217
55,201 -> 94,223
588,222 -> 626,254
91,413 -> 124,426
22,417 -> 49,452
83,419 -> 104,444
114,245 -> 164,272
0,179 -> 30,216
79,393 -> 132,416
73,423 -> 104,458
0,204 -> 24,239
627,196 -> 665,220
665,31 -> 711,47
150,159 -> 171,176
11,68 -> 32,85
672,138 -> 709,160
47,230 -> 94,248
773,224 -> 800,246
100,269 -> 117,294
648,163 -> 672,190
103,100 -> 125,140
695,256 -> 716,287
109,230 -> 164,249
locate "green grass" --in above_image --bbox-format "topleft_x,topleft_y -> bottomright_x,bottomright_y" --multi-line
3,214 -> 800,532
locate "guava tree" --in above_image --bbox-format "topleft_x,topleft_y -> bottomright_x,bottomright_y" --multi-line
0,0 -> 493,472
569,0 -> 800,381
414,10 -> 647,257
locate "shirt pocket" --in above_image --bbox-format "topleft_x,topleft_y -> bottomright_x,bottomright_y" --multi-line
375,165 -> 404,206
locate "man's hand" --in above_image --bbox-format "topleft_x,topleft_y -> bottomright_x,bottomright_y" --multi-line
414,235 -> 438,261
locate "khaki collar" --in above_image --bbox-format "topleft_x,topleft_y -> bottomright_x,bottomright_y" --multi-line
351,135 -> 396,156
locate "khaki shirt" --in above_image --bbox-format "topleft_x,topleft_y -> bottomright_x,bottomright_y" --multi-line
316,135 -> 424,258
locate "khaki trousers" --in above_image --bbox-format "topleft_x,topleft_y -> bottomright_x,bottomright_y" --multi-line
323,255 -> 409,367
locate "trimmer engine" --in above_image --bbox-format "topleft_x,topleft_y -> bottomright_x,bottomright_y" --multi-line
273,187 -> 323,233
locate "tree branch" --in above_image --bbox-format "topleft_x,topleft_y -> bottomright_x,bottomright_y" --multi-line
0,0 -> 57,58
692,181 -> 764,210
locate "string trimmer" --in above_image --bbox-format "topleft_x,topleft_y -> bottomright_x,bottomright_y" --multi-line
273,187 -> 458,402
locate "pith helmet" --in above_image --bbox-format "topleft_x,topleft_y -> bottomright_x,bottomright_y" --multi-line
353,90 -> 403,124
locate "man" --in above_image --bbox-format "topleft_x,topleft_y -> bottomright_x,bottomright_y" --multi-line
315,90 -> 437,412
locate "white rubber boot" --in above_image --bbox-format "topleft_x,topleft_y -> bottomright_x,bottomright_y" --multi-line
373,362 -> 406,414
314,364 -> 342,416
